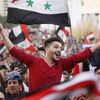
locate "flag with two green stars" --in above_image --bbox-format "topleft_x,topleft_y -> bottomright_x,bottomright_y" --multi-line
7,0 -> 70,26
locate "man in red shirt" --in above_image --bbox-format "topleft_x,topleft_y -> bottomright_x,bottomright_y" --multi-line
0,24 -> 100,92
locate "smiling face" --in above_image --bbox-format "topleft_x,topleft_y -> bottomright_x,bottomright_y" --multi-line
45,41 -> 63,61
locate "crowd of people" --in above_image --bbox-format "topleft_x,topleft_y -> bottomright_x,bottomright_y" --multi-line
0,23 -> 100,100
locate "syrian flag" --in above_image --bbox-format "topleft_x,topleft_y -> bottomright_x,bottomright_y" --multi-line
82,39 -> 93,49
83,32 -> 94,49
56,26 -> 70,43
9,24 -> 35,52
7,0 -> 70,26
0,41 -> 6,54
86,32 -> 94,41
21,72 -> 100,100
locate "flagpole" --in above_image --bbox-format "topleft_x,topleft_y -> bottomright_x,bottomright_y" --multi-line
55,26 -> 65,43
55,0 -> 73,42
66,0 -> 74,42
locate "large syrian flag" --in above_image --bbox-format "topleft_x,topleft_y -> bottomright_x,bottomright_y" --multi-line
21,72 -> 100,100
7,0 -> 70,26
9,24 -> 35,52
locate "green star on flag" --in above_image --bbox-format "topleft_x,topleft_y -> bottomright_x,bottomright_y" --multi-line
26,0 -> 34,7
8,0 -> 70,26
44,2 -> 52,11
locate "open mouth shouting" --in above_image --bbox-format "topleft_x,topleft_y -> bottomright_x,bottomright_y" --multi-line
54,51 -> 61,60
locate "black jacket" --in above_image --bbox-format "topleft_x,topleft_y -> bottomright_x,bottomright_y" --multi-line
89,49 -> 100,67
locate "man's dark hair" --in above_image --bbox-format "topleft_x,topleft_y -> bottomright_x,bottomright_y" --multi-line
44,37 -> 64,48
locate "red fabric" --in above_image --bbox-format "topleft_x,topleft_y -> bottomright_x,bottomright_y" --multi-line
20,24 -> 36,52
61,28 -> 69,37
12,0 -> 18,3
9,47 -> 92,92
71,64 -> 80,76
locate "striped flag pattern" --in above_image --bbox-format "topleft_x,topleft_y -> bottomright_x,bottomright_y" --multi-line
56,26 -> 70,43
7,0 -> 70,26
9,24 -> 35,52
22,72 -> 100,100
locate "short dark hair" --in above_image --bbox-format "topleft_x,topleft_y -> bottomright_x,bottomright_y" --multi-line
44,37 -> 64,48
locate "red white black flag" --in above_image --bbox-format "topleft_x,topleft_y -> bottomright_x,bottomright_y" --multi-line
21,72 -> 100,100
7,0 -> 70,26
56,26 -> 70,43
9,24 -> 35,52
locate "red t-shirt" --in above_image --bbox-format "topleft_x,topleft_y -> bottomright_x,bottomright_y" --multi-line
9,47 -> 92,92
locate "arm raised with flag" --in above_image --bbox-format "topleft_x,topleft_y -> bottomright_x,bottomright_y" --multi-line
0,24 -> 100,55
0,24 -> 36,67
0,23 -> 100,92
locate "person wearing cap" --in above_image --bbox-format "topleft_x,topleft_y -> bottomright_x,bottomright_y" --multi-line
5,71 -> 27,100
0,24 -> 100,93
10,62 -> 28,92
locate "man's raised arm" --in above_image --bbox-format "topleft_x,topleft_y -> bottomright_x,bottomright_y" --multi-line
0,24 -> 14,50
0,23 -> 100,53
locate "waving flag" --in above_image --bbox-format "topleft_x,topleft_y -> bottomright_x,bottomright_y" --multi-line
56,26 -> 70,43
83,32 -> 94,49
86,32 -> 94,41
21,72 -> 100,100
9,24 -> 35,52
7,0 -> 70,26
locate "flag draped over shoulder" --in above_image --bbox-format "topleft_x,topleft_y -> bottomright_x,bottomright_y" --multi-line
9,24 -> 35,52
7,0 -> 70,26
